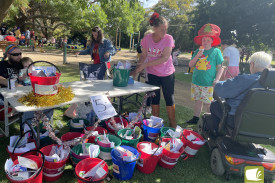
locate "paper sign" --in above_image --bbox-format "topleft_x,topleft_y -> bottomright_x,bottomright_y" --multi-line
90,95 -> 117,120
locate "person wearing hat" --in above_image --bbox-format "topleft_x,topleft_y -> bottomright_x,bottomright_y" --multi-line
220,39 -> 240,80
186,24 -> 224,124
0,45 -> 23,88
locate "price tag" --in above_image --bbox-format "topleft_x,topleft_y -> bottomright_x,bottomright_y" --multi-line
90,95 -> 117,120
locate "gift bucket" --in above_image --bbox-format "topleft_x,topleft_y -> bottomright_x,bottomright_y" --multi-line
111,145 -> 140,181
69,118 -> 90,132
74,158 -> 109,183
40,144 -> 69,182
142,119 -> 163,142
136,142 -> 162,174
160,127 -> 176,139
27,61 -> 61,96
117,128 -> 141,148
105,116 -> 129,134
159,138 -> 185,169
95,134 -> 121,165
113,68 -> 130,87
61,132 -> 82,143
5,150 -> 45,183
180,129 -> 205,158
7,131 -> 38,162
85,126 -> 108,144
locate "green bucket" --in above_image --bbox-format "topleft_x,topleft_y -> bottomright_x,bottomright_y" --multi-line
113,68 -> 130,87
160,127 -> 176,138
69,118 -> 90,132
117,128 -> 141,148
95,134 -> 121,165
70,143 -> 100,166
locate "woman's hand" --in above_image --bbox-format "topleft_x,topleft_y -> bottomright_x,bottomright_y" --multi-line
75,52 -> 80,57
104,51 -> 110,59
135,63 -> 146,73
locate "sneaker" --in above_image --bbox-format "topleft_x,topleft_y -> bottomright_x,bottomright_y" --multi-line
186,116 -> 199,124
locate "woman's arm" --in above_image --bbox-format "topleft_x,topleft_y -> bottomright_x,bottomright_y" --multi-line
105,39 -> 116,56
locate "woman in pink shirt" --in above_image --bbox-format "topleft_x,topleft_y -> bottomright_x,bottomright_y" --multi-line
132,12 -> 176,128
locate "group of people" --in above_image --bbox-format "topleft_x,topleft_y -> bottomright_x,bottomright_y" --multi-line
0,13 -> 272,136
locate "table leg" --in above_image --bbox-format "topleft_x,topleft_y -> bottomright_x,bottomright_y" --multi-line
4,98 -> 9,136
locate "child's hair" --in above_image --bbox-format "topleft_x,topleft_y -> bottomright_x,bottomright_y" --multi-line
21,57 -> 33,64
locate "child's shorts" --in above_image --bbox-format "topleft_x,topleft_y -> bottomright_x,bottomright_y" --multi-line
191,83 -> 214,104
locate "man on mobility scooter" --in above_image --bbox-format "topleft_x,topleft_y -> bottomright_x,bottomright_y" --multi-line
198,51 -> 275,182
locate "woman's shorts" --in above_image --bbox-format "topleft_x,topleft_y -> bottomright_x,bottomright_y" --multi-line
191,83 -> 213,104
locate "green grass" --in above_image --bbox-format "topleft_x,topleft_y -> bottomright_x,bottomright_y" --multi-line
175,72 -> 193,83
272,61 -> 275,66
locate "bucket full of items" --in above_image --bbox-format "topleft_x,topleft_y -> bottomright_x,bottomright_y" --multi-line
5,150 -> 45,183
69,118 -> 90,132
136,142 -> 163,174
180,129 -> 206,159
111,145 -> 140,181
117,126 -> 142,148
142,116 -> 164,142
84,126 -> 108,144
113,61 -> 131,87
159,137 -> 185,169
95,133 -> 121,165
105,116 -> 129,134
70,143 -> 100,167
74,158 -> 109,183
40,144 -> 70,182
27,61 -> 61,96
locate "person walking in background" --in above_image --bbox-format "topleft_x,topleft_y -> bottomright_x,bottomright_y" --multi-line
25,27 -> 30,47
14,27 -> 21,40
220,39 -> 240,80
186,24 -> 223,124
131,12 -> 177,128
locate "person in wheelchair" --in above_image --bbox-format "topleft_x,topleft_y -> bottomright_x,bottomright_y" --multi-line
209,51 -> 272,135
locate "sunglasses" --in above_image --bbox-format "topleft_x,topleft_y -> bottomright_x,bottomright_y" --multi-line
9,52 -> 22,56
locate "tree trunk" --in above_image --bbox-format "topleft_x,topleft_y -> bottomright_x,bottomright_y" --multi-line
0,0 -> 15,23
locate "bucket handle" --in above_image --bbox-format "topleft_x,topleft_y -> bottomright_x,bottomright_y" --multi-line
139,142 -> 162,164
20,149 -> 45,180
12,130 -> 36,155
123,150 -> 142,164
27,60 -> 61,76
73,166 -> 108,183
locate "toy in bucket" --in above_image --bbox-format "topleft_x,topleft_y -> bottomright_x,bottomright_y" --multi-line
105,116 -> 129,134
136,142 -> 163,174
27,61 -> 61,96
116,127 -> 142,148
5,150 -> 45,183
180,129 -> 206,158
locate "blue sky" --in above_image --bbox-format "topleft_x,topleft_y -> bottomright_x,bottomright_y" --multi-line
140,0 -> 159,8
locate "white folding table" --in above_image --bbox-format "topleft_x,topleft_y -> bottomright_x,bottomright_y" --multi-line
0,80 -> 160,137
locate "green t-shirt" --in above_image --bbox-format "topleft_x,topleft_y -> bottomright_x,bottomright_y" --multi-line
191,47 -> 223,86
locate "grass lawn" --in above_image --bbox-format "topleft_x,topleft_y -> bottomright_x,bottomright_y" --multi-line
0,63 -> 264,183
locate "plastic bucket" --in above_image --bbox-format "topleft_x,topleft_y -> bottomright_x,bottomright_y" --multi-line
160,127 -> 176,138
70,143 -> 99,166
40,144 -> 69,182
142,119 -> 163,142
136,142 -> 162,174
180,129 -> 205,157
5,150 -> 45,183
61,132 -> 82,142
159,138 -> 184,169
69,118 -> 90,132
95,134 -> 121,165
6,139 -> 37,162
105,116 -> 129,134
113,68 -> 130,87
117,128 -> 141,148
85,126 -> 108,144
27,61 -> 61,96
111,145 -> 140,180
74,158 -> 108,183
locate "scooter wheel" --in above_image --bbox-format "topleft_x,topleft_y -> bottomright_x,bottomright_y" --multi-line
211,148 -> 225,176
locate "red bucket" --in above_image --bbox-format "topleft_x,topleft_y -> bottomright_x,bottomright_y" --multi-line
61,132 -> 82,142
159,138 -> 185,169
105,116 -> 128,134
136,142 -> 162,174
84,127 -> 108,144
6,150 -> 44,183
27,61 -> 61,96
40,144 -> 69,182
6,139 -> 37,162
74,158 -> 108,183
180,129 -> 205,158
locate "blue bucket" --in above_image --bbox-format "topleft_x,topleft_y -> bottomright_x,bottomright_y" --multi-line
111,145 -> 140,181
142,119 -> 163,142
